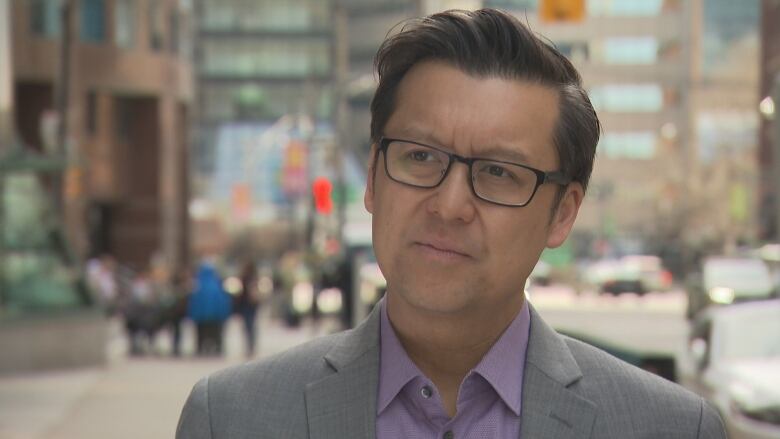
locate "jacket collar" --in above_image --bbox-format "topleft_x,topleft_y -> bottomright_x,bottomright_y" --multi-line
305,302 -> 382,439
519,304 -> 597,439
305,300 -> 598,439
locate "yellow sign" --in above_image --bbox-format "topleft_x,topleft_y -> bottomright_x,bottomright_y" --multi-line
64,167 -> 82,199
231,183 -> 251,221
539,0 -> 585,22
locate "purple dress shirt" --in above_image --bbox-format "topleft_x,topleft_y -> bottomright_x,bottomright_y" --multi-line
376,300 -> 531,439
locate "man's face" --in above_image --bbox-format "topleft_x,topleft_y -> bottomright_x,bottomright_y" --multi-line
365,61 -> 583,319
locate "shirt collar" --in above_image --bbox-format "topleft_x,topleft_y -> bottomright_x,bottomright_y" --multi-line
377,300 -> 424,414
377,298 -> 532,416
472,300 -> 530,415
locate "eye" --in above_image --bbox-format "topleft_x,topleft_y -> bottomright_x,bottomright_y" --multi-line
485,164 -> 509,177
409,150 -> 433,162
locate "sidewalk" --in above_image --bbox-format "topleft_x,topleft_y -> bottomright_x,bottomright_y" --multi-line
0,312 -> 338,439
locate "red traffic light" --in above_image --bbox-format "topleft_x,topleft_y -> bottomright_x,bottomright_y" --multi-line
312,177 -> 333,215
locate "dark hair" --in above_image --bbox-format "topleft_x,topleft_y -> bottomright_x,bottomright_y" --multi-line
370,8 -> 600,195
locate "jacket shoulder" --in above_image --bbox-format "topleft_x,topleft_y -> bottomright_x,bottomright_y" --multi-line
178,330 -> 348,438
562,336 -> 725,438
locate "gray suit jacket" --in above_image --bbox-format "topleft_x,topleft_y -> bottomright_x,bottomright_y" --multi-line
177,304 -> 726,438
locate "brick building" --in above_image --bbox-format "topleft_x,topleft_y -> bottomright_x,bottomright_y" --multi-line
10,0 -> 193,272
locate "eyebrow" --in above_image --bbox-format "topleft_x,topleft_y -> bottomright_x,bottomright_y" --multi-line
393,126 -> 534,165
474,145 -> 532,165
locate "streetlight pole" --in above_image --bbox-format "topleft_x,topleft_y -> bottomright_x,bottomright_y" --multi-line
333,2 -> 349,245
772,75 -> 780,241
53,0 -> 74,216
0,0 -> 13,306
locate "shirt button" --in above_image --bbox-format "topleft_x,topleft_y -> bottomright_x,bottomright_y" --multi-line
443,431 -> 454,439
420,385 -> 433,399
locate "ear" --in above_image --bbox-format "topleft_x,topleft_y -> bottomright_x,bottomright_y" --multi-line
364,144 -> 378,214
546,183 -> 584,249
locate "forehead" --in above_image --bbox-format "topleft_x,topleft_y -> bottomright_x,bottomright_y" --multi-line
386,61 -> 560,167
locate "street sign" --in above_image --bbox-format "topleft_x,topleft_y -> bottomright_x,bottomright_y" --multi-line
539,0 -> 585,22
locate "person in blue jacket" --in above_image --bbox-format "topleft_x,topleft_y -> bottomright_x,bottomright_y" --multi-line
188,263 -> 232,356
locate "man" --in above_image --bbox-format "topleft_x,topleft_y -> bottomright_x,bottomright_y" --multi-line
177,9 -> 726,438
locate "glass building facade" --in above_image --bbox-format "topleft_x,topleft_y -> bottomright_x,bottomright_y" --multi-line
195,0 -> 335,175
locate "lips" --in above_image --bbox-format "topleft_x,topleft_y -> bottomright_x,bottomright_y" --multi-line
414,239 -> 472,258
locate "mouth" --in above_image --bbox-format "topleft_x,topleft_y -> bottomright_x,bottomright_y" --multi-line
413,241 -> 472,260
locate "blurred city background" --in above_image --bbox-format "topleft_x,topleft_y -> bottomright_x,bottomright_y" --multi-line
0,0 -> 779,438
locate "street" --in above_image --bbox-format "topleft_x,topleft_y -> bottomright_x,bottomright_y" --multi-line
0,311 -> 337,439
0,288 -> 693,439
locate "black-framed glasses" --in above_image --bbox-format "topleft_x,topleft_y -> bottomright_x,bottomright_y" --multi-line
378,137 -> 570,207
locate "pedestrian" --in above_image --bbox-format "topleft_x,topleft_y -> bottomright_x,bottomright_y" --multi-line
178,9 -> 726,438
125,267 -> 158,355
85,253 -> 118,315
234,260 -> 261,357
168,266 -> 192,357
187,263 -> 232,356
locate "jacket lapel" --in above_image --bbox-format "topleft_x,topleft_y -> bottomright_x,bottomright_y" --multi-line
304,301 -> 598,439
305,303 -> 382,439
520,305 -> 597,439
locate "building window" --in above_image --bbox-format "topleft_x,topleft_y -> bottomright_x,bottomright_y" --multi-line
114,98 -> 132,143
29,0 -> 61,37
483,0 -> 538,10
114,0 -> 136,48
148,1 -> 165,50
593,37 -> 659,65
80,0 -> 106,42
589,84 -> 663,113
555,41 -> 589,63
202,84 -> 333,121
202,0 -> 331,32
169,9 -> 180,54
85,91 -> 97,136
587,0 -> 662,17
599,132 -> 657,159
201,40 -> 331,78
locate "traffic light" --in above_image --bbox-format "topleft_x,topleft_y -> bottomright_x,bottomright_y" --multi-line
312,177 -> 333,215
539,0 -> 585,23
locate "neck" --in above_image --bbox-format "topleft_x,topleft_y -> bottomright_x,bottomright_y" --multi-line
385,292 -> 524,412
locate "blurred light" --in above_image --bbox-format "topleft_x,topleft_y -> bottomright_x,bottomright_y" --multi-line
759,244 -> 780,263
189,198 -> 213,220
258,275 -> 273,296
661,270 -> 673,288
729,381 -> 758,409
223,276 -> 243,295
360,281 -> 379,305
312,177 -> 333,215
709,286 -> 735,304
292,282 -> 313,314
316,288 -> 343,314
759,96 -> 775,120
660,122 -> 678,140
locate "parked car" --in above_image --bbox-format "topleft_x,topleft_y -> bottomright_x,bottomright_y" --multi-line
677,299 -> 780,439
583,255 -> 672,295
529,260 -> 552,286
686,257 -> 777,319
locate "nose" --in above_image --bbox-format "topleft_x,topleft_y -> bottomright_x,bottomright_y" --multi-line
425,161 -> 477,223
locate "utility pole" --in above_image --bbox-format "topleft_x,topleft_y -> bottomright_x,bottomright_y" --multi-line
333,1 -> 349,245
678,0 -> 702,271
0,0 -> 12,152
773,75 -> 780,241
0,0 -> 13,305
53,0 -> 74,215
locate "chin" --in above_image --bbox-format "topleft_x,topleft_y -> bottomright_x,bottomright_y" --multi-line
391,283 -> 474,315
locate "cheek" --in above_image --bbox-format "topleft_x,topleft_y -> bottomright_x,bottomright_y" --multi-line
371,185 -> 410,257
487,218 -> 548,276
